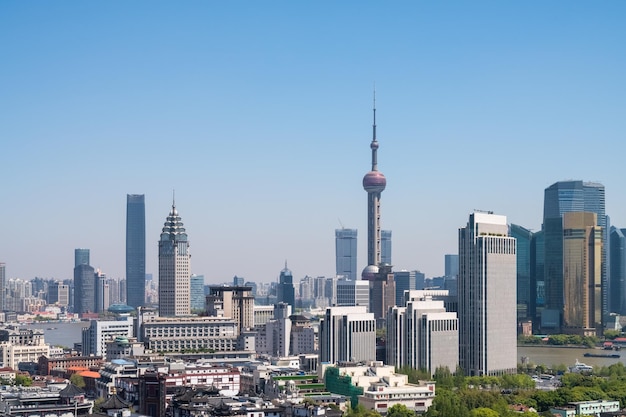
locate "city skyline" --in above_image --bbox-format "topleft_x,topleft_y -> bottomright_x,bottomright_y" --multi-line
2,2 -> 625,284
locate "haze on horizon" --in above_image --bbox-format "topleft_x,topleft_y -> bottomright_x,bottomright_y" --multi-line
1,1 -> 625,285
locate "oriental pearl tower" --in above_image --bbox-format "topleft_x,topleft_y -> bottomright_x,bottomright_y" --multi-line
361,94 -> 386,281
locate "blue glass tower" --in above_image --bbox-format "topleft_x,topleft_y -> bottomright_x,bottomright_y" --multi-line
335,228 -> 357,280
277,262 -> 295,308
126,194 -> 146,309
610,227 -> 626,315
381,230 -> 392,266
511,224 -> 533,321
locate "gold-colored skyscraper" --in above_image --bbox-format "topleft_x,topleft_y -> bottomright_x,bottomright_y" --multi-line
562,212 -> 602,336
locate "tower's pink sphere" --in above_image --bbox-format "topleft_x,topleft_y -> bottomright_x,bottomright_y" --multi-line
363,171 -> 386,193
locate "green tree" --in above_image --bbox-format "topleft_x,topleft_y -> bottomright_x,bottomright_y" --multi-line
386,404 -> 415,417
603,330 -> 620,340
14,374 -> 32,386
69,373 -> 86,389
469,407 -> 499,417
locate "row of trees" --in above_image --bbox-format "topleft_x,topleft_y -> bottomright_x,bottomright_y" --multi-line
518,334 -> 599,347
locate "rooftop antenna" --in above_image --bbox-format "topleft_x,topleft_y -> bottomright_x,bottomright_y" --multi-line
338,218 -> 345,229
172,189 -> 176,208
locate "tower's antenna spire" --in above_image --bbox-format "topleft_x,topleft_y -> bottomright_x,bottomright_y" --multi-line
172,189 -> 176,208
373,85 -> 377,142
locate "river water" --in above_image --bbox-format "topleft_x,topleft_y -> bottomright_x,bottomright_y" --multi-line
24,321 -> 88,348
518,345 -> 625,369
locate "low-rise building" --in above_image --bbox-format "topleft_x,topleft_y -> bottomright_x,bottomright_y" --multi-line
551,400 -> 620,417
323,361 -> 436,414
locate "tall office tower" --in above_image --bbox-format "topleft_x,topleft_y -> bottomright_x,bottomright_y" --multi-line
0,262 -> 5,312
277,262 -> 295,308
74,249 -> 90,267
126,194 -> 146,309
158,200 -> 191,317
444,254 -> 459,277
511,224 -> 534,321
543,181 -> 607,328
458,211 -> 517,376
362,97 -> 387,281
190,275 -> 205,311
393,270 -> 416,307
381,230 -> 392,265
387,290 -> 458,375
335,228 -> 357,280
74,263 -> 96,315
205,285 -> 255,332
336,278 -> 370,308
562,212 -> 602,335
319,306 -> 376,364
233,276 -> 244,286
610,227 -> 626,315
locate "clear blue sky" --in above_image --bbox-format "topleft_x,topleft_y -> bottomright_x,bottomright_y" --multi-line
2,1 -> 625,285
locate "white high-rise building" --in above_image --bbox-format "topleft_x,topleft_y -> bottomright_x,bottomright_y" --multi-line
319,306 -> 375,364
387,290 -> 458,375
158,200 -> 191,317
81,317 -> 134,357
458,211 -> 517,376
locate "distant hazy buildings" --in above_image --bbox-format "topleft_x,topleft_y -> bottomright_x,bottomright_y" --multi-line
277,263 -> 295,309
158,201 -> 191,317
444,254 -> 459,277
458,212 -> 517,376
126,194 -> 146,309
74,249 -> 90,267
319,306 -> 376,364
335,228 -> 357,280
393,270 -> 417,307
562,212 -> 602,335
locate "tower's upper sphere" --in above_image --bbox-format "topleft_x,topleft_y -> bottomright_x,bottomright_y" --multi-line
363,171 -> 387,193
370,140 -> 379,150
361,264 -> 379,281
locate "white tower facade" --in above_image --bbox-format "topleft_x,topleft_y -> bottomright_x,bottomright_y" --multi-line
387,290 -> 458,375
319,306 -> 376,364
458,212 -> 517,376
158,201 -> 191,317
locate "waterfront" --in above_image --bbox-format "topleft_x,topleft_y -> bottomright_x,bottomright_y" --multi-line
519,345 -> 625,369
25,321 -> 87,348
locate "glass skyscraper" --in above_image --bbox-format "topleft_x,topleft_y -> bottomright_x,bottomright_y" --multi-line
335,228 -> 357,280
543,181 -> 607,328
510,224 -> 533,321
610,227 -> 626,315
74,248 -> 90,267
126,194 -> 146,309
277,263 -> 295,308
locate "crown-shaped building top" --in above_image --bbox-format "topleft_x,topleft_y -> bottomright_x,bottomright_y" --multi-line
160,199 -> 187,241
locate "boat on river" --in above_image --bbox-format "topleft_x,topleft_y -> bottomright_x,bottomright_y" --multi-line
569,359 -> 593,373
584,352 -> 620,358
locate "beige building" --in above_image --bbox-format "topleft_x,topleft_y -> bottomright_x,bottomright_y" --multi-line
562,212 -> 602,336
206,286 -> 255,332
